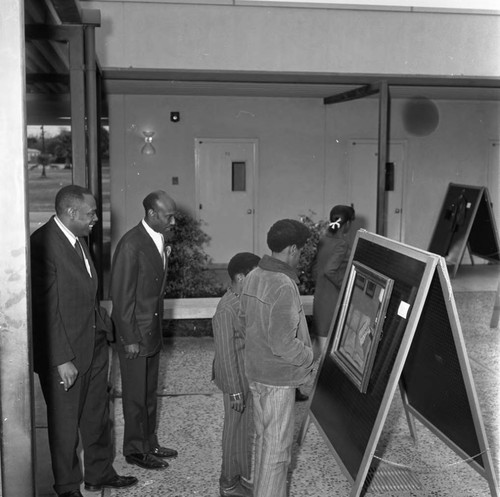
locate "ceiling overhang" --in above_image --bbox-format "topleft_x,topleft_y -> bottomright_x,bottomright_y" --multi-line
25,0 -> 500,125
102,68 -> 500,102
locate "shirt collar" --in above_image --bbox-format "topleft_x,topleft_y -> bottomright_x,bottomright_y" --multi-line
142,219 -> 164,246
54,215 -> 78,246
258,254 -> 299,283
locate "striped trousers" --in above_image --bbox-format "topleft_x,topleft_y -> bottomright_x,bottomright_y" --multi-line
220,391 -> 253,485
249,381 -> 295,497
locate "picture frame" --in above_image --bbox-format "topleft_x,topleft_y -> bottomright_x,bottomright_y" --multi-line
330,261 -> 394,393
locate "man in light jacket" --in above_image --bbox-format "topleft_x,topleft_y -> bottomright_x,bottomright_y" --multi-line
239,219 -> 314,497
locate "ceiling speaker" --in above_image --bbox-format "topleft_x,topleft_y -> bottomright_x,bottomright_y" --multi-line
402,97 -> 440,136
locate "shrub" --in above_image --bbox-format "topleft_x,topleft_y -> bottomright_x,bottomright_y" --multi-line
164,210 -> 225,298
297,211 -> 328,295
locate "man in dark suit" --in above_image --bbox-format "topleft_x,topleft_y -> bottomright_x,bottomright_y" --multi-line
30,185 -> 137,497
110,190 -> 178,470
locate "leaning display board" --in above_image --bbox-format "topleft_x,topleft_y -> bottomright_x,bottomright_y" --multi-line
303,230 -> 498,497
428,183 -> 500,278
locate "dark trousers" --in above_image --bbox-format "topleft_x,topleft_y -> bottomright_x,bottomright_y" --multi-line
118,350 -> 160,455
38,332 -> 116,495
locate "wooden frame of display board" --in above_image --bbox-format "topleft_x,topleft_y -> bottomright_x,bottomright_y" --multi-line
428,183 -> 500,278
300,230 -> 498,497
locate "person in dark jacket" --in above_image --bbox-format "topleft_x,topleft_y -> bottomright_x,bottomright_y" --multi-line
31,185 -> 137,497
312,204 -> 355,356
110,190 -> 178,470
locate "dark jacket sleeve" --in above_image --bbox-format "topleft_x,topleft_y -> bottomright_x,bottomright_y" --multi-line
30,233 -> 75,369
323,239 -> 349,288
110,242 -> 142,345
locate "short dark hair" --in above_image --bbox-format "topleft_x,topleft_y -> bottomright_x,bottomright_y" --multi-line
227,252 -> 261,281
143,191 -> 165,214
55,185 -> 93,215
267,219 -> 311,253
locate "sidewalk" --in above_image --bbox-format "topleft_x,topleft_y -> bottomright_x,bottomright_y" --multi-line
108,337 -> 351,497
34,277 -> 499,496
107,319 -> 498,497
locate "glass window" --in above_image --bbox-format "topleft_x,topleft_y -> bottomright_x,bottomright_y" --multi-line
232,161 -> 246,192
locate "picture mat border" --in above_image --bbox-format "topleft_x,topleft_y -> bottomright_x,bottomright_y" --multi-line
331,260 -> 394,393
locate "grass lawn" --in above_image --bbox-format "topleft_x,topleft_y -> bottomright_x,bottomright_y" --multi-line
28,166 -> 110,212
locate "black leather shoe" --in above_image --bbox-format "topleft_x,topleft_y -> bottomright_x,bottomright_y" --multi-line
150,446 -> 178,458
126,452 -> 169,470
295,389 -> 309,402
58,491 -> 83,497
84,474 -> 138,491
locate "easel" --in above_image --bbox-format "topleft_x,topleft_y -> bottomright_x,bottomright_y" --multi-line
300,231 -> 498,497
428,183 -> 500,278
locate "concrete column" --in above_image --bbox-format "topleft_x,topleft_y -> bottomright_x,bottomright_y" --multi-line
377,81 -> 389,237
0,0 -> 37,495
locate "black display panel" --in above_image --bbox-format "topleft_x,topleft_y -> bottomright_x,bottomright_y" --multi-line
306,233 -> 497,497
402,270 -> 484,468
428,183 -> 500,276
468,188 -> 500,262
310,237 -> 426,480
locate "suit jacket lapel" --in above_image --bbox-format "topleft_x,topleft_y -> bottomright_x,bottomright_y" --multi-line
137,223 -> 164,276
48,218 -> 96,284
49,218 -> 86,269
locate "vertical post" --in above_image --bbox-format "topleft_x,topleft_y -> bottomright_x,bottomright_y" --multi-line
69,26 -> 87,187
84,19 -> 104,290
0,0 -> 37,495
376,81 -> 389,236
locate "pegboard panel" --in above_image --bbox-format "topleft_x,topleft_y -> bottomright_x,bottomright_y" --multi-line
310,236 -> 427,479
468,188 -> 500,262
402,269 -> 484,467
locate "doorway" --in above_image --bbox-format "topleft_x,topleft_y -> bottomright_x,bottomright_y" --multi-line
347,140 -> 406,242
195,138 -> 258,264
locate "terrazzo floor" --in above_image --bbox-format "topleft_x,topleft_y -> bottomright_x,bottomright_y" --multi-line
34,264 -> 500,497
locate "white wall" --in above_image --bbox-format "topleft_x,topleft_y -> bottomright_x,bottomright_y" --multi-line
109,93 -> 500,257
109,94 -> 326,254
87,1 -> 500,77
326,98 -> 500,249
91,0 -> 500,257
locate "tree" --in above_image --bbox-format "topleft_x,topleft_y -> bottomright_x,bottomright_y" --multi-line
164,211 -> 225,298
297,211 -> 328,295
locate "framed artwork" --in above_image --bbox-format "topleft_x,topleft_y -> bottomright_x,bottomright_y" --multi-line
330,261 -> 394,393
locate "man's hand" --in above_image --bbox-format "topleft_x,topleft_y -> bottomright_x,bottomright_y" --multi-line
57,361 -> 78,391
124,343 -> 140,360
229,392 -> 246,413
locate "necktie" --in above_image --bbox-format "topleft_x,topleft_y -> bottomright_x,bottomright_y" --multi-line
74,240 -> 85,261
74,240 -> 92,277
161,235 -> 166,268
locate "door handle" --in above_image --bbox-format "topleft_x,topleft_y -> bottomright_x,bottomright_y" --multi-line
247,209 -> 253,214
395,208 -> 401,214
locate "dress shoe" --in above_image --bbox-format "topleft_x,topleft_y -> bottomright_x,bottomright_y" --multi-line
295,388 -> 309,402
220,480 -> 252,497
150,446 -> 178,458
126,452 -> 169,469
84,474 -> 138,491
58,491 -> 83,497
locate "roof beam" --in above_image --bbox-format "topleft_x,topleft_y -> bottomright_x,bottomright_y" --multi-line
101,68 -> 500,90
46,0 -> 82,24
324,83 -> 380,105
